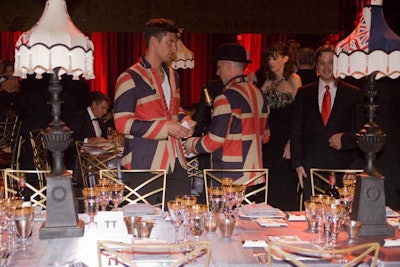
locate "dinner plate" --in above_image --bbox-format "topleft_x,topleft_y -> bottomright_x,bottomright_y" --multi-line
239,204 -> 286,219
386,206 -> 400,217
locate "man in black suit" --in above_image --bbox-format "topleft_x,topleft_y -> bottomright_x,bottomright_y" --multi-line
65,91 -> 111,170
291,44 -> 362,200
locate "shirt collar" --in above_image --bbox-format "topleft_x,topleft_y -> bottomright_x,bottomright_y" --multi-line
224,74 -> 248,89
87,106 -> 97,120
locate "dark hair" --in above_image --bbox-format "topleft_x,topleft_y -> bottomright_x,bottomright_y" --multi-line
263,42 -> 294,80
296,47 -> 315,66
90,91 -> 111,105
315,44 -> 335,61
144,18 -> 179,47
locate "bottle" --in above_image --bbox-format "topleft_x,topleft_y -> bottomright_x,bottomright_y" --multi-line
325,172 -> 340,200
203,86 -> 214,113
18,176 -> 31,207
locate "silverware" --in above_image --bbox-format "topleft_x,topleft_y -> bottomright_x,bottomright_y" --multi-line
252,247 -> 267,264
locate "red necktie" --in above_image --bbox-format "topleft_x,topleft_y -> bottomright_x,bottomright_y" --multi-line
321,85 -> 331,125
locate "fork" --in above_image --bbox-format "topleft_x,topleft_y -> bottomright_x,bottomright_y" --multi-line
252,247 -> 268,264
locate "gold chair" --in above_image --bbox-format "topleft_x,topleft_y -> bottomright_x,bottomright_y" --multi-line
76,141 -> 118,188
310,168 -> 363,196
0,115 -> 19,150
203,168 -> 268,206
97,240 -> 211,267
30,129 -> 50,188
99,169 -> 167,211
3,169 -> 49,209
267,241 -> 380,267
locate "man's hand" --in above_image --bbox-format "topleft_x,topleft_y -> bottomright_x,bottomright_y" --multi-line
296,166 -> 307,188
181,117 -> 197,138
282,140 -> 291,159
167,120 -> 191,139
329,133 -> 344,150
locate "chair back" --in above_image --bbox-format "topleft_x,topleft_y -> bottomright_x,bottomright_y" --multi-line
30,129 -> 50,188
310,168 -> 363,196
97,240 -> 211,267
99,169 -> 167,211
75,141 -> 117,188
203,168 -> 268,206
0,115 -> 19,149
267,241 -> 380,267
4,168 -> 49,209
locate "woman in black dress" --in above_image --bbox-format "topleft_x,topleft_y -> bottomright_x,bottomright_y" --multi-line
259,43 -> 302,211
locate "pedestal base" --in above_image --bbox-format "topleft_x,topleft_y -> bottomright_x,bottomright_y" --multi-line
39,219 -> 85,239
358,223 -> 394,236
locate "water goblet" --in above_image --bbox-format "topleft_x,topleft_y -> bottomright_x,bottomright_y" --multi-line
167,200 -> 183,243
110,183 -> 124,211
82,187 -> 100,226
304,200 -> 322,244
12,206 -> 33,250
188,204 -> 207,241
207,187 -> 225,214
220,178 -> 233,189
95,184 -> 111,211
175,195 -> 197,242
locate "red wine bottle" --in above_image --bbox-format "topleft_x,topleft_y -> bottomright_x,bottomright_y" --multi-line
325,172 -> 340,199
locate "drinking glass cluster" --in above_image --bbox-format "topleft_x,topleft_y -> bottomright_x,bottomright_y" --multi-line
306,195 -> 346,248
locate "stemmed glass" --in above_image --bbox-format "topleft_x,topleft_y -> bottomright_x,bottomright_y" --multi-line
223,185 -> 238,215
175,195 -> 196,242
82,188 -> 100,226
95,184 -> 111,211
304,200 -> 322,244
12,206 -> 34,250
188,204 -> 207,241
326,203 -> 344,248
207,187 -> 225,214
167,200 -> 183,243
3,197 -> 23,250
234,184 -> 246,224
110,183 -> 124,211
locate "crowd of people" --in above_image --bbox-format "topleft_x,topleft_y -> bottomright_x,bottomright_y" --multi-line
1,17 -> 400,211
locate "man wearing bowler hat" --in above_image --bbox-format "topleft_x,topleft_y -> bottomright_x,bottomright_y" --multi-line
185,43 -> 270,184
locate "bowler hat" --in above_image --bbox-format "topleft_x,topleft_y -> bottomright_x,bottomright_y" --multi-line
214,43 -> 252,63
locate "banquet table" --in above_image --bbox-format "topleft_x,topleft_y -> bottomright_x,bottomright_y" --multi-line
6,210 -> 400,267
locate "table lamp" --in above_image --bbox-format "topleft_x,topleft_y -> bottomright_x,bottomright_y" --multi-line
170,28 -> 194,69
14,0 -> 95,239
334,0 -> 400,236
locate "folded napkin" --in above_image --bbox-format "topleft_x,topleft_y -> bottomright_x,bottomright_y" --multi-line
241,203 -> 282,217
384,239 -> 400,247
288,214 -> 306,221
255,218 -> 288,227
122,203 -> 155,216
242,240 -> 268,248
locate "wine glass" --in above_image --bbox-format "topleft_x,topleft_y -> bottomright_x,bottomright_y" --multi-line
326,203 -> 344,248
188,204 -> 207,241
175,195 -> 196,242
95,184 -> 111,211
223,185 -> 238,215
233,184 -> 246,224
82,188 -> 100,226
106,127 -> 114,141
98,178 -> 111,186
3,197 -> 23,250
12,206 -> 33,250
304,200 -> 322,244
207,187 -> 225,214
167,200 -> 183,243
110,183 -> 124,211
